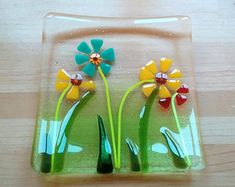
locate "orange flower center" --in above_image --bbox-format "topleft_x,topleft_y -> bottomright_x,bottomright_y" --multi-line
89,53 -> 102,65
155,72 -> 168,84
70,73 -> 83,86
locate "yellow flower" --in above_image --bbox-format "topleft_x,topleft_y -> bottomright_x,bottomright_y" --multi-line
140,58 -> 187,109
55,69 -> 96,100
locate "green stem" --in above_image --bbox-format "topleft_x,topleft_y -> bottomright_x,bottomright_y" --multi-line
139,88 -> 157,172
117,79 -> 154,169
51,92 -> 94,172
51,83 -> 71,170
97,66 -> 117,168
55,84 -> 72,121
171,93 -> 191,167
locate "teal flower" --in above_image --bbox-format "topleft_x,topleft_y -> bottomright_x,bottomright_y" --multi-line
75,39 -> 115,77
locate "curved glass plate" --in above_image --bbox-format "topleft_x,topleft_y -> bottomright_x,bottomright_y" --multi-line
31,12 -> 205,175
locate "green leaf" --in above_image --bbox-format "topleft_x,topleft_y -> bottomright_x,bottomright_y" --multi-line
52,92 -> 95,172
97,115 -> 113,174
160,127 -> 188,168
139,88 -> 157,172
126,138 -> 140,171
56,92 -> 95,147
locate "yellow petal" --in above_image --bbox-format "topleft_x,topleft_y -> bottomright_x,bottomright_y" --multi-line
167,80 -> 181,91
168,69 -> 182,78
142,83 -> 157,97
66,85 -> 79,100
55,81 -> 69,92
145,60 -> 157,74
80,81 -> 96,91
139,67 -> 155,81
159,85 -> 171,98
57,69 -> 70,81
160,58 -> 173,72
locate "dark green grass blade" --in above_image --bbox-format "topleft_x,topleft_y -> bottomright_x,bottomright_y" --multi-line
160,127 -> 188,168
126,138 -> 140,171
97,115 -> 113,174
139,88 -> 157,172
40,133 -> 51,173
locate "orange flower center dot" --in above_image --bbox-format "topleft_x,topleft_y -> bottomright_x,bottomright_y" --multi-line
155,72 -> 168,84
70,73 -> 83,86
89,53 -> 102,65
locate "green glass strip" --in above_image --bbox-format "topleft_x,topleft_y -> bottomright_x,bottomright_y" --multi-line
126,138 -> 140,172
59,92 -> 95,144
55,84 -> 72,121
160,127 -> 188,169
117,79 -> 154,169
97,115 -> 113,174
51,83 -> 72,171
139,88 -> 157,172
171,93 -> 191,167
51,92 -> 95,173
40,133 -> 51,173
97,66 -> 117,168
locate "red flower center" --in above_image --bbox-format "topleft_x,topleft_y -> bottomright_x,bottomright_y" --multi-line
90,53 -> 102,65
70,73 -> 83,86
155,72 -> 168,84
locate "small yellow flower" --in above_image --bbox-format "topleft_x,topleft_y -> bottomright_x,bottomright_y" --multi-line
140,58 -> 188,109
55,69 -> 96,100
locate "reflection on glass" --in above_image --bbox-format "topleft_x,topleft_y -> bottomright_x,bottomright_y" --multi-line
38,119 -> 83,154
151,143 -> 168,154
190,109 -> 201,156
134,18 -> 179,24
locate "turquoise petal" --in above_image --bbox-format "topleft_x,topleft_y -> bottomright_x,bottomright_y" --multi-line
91,39 -> 103,53
83,63 -> 96,77
101,48 -> 115,62
77,42 -> 91,54
100,63 -> 111,75
75,54 -> 89,64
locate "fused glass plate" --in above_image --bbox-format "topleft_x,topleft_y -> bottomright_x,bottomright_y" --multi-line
31,13 -> 205,175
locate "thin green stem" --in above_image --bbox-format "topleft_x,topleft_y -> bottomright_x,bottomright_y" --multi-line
117,79 -> 155,169
97,66 -> 117,168
55,84 -> 72,121
171,93 -> 191,167
51,83 -> 71,171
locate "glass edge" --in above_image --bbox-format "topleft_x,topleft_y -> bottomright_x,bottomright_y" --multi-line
43,12 -> 191,22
